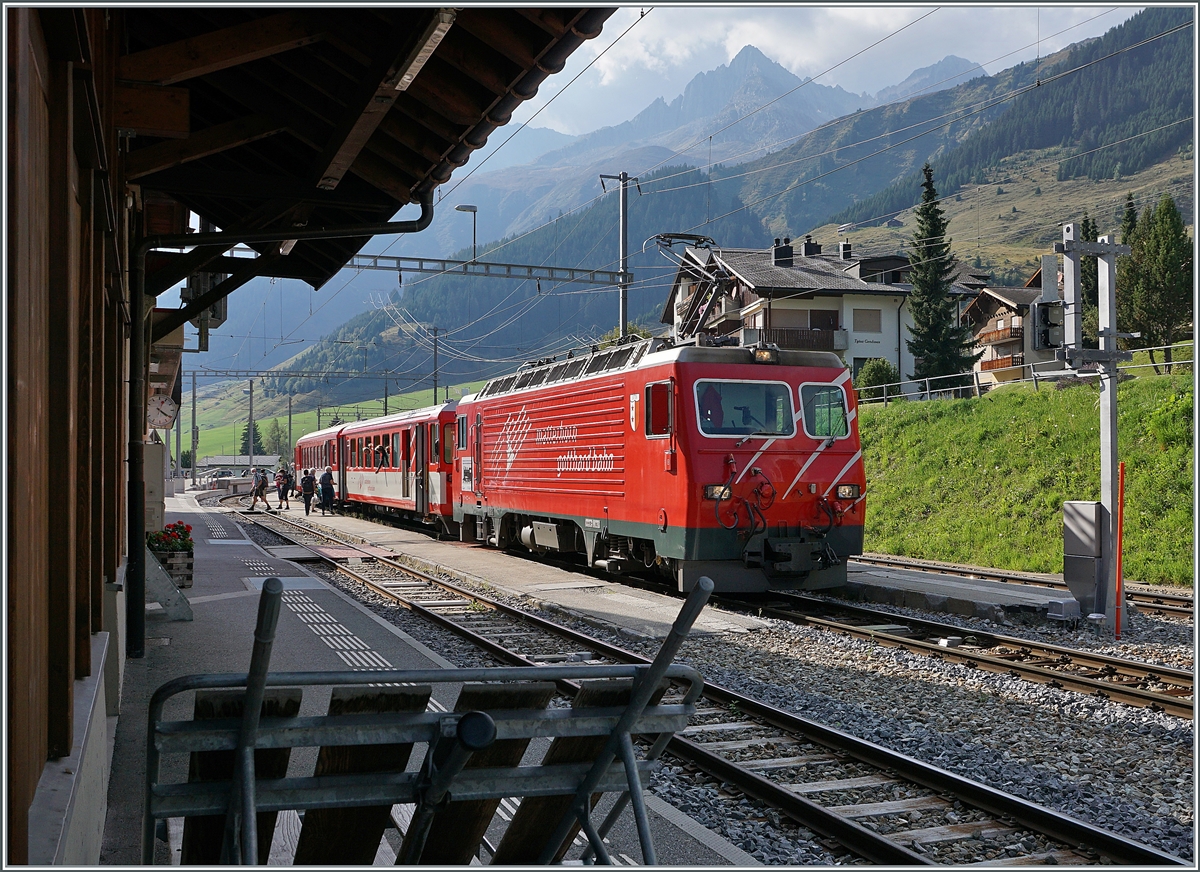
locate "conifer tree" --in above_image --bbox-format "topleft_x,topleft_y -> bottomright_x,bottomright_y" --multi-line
1117,194 -> 1193,373
904,163 -> 981,386
240,421 -> 266,456
1120,193 -> 1138,244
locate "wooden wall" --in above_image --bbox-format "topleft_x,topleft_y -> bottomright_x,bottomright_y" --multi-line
6,8 -> 126,862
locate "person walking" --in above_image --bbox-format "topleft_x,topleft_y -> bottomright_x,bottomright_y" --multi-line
300,468 -> 317,516
319,465 -> 335,516
249,467 -> 268,511
275,467 -> 290,510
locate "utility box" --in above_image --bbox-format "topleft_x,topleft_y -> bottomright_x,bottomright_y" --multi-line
145,442 -> 165,532
1063,500 -> 1101,613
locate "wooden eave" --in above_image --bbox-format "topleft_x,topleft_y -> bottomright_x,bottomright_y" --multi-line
121,7 -> 615,292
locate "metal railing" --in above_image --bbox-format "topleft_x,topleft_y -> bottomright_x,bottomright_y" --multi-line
854,342 -> 1193,405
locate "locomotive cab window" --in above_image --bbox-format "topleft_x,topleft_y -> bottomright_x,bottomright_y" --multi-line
694,380 -> 795,438
799,384 -> 849,439
429,422 -> 439,461
456,415 -> 467,450
644,381 -> 672,437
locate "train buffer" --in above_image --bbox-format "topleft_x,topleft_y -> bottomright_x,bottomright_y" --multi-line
142,577 -> 715,865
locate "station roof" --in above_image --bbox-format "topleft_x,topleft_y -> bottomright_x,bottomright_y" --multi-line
124,8 -> 615,294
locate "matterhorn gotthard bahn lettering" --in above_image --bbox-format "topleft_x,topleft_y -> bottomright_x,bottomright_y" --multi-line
496,407 -> 615,477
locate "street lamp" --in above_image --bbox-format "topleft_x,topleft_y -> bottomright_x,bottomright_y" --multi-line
455,204 -> 477,261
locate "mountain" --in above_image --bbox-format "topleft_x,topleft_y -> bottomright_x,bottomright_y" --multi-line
424,45 -> 871,253
828,6 -> 1193,230
873,55 -> 983,105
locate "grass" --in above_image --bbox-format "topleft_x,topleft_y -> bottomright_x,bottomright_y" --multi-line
859,373 -> 1193,586
810,149 -> 1194,281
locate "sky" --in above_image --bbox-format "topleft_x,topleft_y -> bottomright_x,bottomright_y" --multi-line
507,5 -> 1145,136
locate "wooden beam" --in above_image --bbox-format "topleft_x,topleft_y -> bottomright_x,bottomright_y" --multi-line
146,251 -> 324,282
311,12 -> 453,191
152,255 -> 277,342
126,116 -> 284,179
139,166 -> 394,208
117,12 -> 329,85
113,81 -> 189,139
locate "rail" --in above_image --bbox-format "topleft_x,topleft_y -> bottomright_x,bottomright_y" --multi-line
234,510 -> 1188,865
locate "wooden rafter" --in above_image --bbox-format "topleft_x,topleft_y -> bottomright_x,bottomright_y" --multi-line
311,11 -> 454,191
118,12 -> 330,85
126,116 -> 285,179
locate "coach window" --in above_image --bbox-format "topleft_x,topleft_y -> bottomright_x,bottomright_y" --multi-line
443,423 -> 454,463
799,384 -> 850,439
644,381 -> 672,438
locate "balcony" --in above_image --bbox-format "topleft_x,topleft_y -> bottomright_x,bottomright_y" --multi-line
976,325 -> 1023,345
981,353 -> 1025,372
742,327 -> 847,352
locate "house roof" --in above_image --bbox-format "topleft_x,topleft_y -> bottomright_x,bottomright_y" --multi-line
124,8 -> 615,292
963,286 -> 1042,322
714,249 -> 879,293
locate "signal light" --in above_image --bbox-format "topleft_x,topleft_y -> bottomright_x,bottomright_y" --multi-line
704,484 -> 732,501
836,484 -> 860,499
753,346 -> 779,364
1031,301 -> 1064,351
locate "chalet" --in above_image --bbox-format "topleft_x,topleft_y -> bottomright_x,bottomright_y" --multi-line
963,267 -> 1066,383
662,236 -> 980,383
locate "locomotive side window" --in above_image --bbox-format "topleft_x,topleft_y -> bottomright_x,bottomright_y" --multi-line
429,422 -> 439,461
799,384 -> 849,439
456,415 -> 467,450
694,380 -> 795,438
443,423 -> 454,463
644,381 -> 672,437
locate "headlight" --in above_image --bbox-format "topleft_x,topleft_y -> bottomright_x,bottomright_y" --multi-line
836,484 -> 860,500
704,484 -> 732,501
752,346 -> 779,363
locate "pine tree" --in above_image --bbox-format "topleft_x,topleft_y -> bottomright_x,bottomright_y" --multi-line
1120,193 -> 1138,244
240,421 -> 266,456
904,163 -> 981,387
1117,194 -> 1193,373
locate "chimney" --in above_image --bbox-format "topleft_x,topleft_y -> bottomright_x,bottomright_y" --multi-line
772,237 -> 793,267
800,234 -> 822,256
840,241 -> 852,260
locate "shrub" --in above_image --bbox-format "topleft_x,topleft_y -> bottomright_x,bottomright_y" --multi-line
855,358 -> 901,399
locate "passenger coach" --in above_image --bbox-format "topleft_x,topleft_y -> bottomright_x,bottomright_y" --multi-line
295,404 -> 458,532
451,338 -> 865,592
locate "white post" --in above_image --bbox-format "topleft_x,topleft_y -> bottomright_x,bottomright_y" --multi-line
1096,234 -> 1119,631
1061,224 -> 1081,355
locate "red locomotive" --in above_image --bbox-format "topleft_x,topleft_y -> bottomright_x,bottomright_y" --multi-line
295,404 -> 458,533
451,338 -> 865,592
294,338 -> 865,593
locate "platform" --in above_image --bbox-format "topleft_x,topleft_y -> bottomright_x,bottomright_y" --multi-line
840,560 -> 1079,624
99,491 -> 760,866
258,506 -> 769,641
267,501 -> 1078,629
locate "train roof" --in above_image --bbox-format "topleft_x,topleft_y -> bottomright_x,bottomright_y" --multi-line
469,338 -> 846,403
295,422 -> 345,444
339,402 -> 457,434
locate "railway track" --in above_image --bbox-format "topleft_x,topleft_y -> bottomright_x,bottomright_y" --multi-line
231,508 -> 1185,866
723,593 -> 1193,720
853,554 -> 1194,620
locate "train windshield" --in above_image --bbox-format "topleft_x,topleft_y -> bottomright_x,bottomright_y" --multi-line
799,384 -> 849,439
694,380 -> 795,437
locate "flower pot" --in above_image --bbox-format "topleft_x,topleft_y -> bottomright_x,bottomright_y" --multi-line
151,549 -> 194,589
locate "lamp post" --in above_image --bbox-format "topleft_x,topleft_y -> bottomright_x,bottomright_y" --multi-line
455,204 -> 477,261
